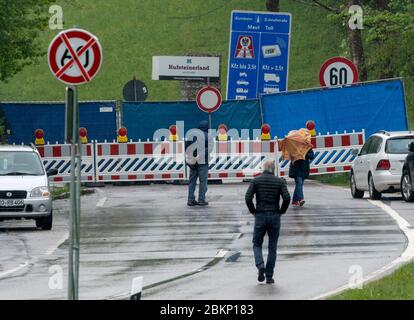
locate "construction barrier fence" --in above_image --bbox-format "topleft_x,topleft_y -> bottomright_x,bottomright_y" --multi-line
36,131 -> 365,183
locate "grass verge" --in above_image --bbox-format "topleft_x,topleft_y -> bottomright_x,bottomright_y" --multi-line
310,173 -> 350,188
51,184 -> 70,199
51,183 -> 94,200
330,261 -> 414,300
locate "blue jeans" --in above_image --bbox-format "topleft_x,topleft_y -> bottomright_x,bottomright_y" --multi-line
252,212 -> 281,279
292,177 -> 304,202
188,164 -> 208,203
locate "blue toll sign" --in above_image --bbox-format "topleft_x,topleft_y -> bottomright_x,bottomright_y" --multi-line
226,10 -> 291,100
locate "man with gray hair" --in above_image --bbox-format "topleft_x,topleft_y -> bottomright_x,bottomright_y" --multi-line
245,159 -> 290,284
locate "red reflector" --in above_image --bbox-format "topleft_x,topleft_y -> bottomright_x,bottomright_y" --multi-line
376,159 -> 391,170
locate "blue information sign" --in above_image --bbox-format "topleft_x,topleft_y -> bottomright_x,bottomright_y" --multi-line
226,10 -> 291,100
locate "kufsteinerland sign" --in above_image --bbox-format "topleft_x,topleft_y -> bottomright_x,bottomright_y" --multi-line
152,56 -> 220,81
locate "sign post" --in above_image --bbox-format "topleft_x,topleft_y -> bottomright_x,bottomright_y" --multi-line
48,28 -> 102,300
227,10 -> 291,100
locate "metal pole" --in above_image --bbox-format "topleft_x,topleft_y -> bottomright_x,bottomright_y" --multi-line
207,77 -> 212,131
133,76 -> 137,102
67,85 -> 80,300
74,85 -> 81,300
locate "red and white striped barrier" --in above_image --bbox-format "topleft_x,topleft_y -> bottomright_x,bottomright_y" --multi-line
208,140 -> 278,180
94,141 -> 186,182
37,143 -> 95,182
279,131 -> 365,177
37,130 -> 364,184
311,131 -> 364,149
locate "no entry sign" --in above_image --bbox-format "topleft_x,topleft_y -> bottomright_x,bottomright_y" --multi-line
319,57 -> 358,87
196,86 -> 222,113
48,28 -> 102,85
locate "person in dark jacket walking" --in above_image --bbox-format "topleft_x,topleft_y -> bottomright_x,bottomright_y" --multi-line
245,160 -> 291,284
186,120 -> 212,206
289,148 -> 315,207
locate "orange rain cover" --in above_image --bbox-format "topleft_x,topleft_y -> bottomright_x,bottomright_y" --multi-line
279,129 -> 313,163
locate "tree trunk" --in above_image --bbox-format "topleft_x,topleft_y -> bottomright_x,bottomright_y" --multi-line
347,0 -> 367,81
375,0 -> 389,11
266,0 -> 280,12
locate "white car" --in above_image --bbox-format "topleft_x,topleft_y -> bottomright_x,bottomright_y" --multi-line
0,145 -> 57,230
350,131 -> 414,200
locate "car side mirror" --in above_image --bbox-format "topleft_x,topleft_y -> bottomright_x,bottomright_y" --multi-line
47,168 -> 58,176
351,149 -> 359,156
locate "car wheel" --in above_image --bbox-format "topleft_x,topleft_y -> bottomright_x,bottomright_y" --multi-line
401,170 -> 414,202
36,211 -> 53,230
350,171 -> 364,199
368,174 -> 382,200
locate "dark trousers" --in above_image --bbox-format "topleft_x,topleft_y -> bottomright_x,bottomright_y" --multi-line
252,212 -> 281,279
188,164 -> 208,203
292,176 -> 304,202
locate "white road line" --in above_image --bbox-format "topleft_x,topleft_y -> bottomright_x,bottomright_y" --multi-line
232,233 -> 243,240
0,261 -> 30,279
95,188 -> 107,208
311,199 -> 414,300
215,249 -> 229,258
45,231 -> 69,256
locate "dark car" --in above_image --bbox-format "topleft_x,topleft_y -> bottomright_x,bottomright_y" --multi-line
401,142 -> 414,202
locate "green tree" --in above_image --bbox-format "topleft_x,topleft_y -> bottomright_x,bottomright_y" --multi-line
0,0 -> 53,82
290,0 -> 414,82
363,1 -> 414,79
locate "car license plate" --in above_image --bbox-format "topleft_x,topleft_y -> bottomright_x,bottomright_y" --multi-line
0,199 -> 25,207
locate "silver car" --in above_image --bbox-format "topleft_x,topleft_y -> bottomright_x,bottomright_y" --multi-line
350,131 -> 414,200
0,145 -> 57,230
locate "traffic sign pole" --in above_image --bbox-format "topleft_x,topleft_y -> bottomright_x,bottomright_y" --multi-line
49,28 -> 102,300
67,85 -> 81,300
207,78 -> 212,130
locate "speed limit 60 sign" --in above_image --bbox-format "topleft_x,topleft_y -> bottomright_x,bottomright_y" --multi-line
319,57 -> 358,87
48,28 -> 102,85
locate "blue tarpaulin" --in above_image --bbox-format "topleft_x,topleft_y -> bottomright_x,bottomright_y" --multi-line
261,79 -> 408,138
0,101 -> 117,144
1,79 -> 408,144
122,100 -> 262,140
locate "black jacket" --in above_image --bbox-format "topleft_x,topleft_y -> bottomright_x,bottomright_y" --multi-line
245,171 -> 291,214
185,120 -> 212,166
289,149 -> 315,179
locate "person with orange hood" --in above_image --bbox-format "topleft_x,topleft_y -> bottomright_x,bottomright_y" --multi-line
279,129 -> 315,207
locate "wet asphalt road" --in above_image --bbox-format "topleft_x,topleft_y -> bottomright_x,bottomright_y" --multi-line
0,181 -> 409,300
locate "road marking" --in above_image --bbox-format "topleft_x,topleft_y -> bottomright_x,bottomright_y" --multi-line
95,188 -> 107,208
107,248 -> 230,300
232,233 -> 243,240
0,261 -> 30,280
45,232 -> 69,255
215,249 -> 229,258
311,199 -> 414,300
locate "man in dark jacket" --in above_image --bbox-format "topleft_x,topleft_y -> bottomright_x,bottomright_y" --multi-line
245,160 -> 291,284
186,120 -> 211,206
289,148 -> 315,207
